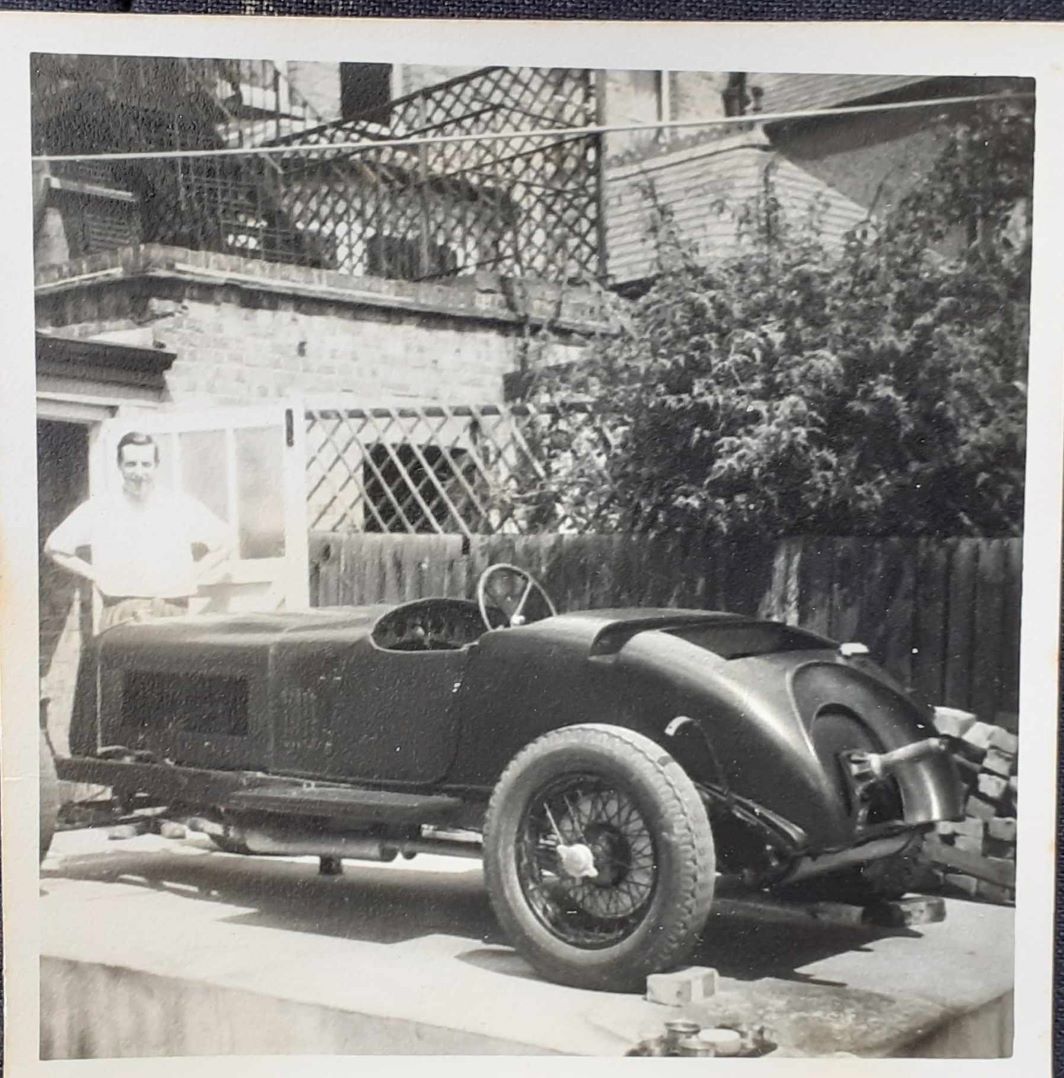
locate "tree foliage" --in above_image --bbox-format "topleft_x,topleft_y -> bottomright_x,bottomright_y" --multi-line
528,99 -> 1032,538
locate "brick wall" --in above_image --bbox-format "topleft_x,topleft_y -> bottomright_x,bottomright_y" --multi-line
35,246 -> 606,407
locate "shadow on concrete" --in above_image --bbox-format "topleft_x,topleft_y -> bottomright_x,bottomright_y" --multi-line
44,847 -> 504,947
696,913 -> 892,986
44,843 -> 922,988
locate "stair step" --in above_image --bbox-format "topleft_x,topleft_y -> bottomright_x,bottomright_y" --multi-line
225,784 -> 464,825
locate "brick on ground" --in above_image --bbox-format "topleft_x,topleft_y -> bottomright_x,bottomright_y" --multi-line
646,967 -> 719,1006
932,708 -> 977,738
976,773 -> 1009,802
965,794 -> 999,821
952,834 -> 983,854
982,747 -> 1016,778
953,817 -> 987,841
984,837 -> 1016,861
925,836 -> 1016,886
987,726 -> 1019,755
961,721 -> 997,752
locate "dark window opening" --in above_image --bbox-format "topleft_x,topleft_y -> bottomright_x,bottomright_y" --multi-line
340,63 -> 393,124
723,72 -> 763,117
122,671 -> 249,736
363,444 -> 483,534
366,232 -> 459,281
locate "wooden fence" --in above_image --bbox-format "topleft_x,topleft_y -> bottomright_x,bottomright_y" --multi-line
309,532 -> 1022,723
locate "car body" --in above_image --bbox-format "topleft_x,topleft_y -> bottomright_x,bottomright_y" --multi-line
46,566 -> 964,991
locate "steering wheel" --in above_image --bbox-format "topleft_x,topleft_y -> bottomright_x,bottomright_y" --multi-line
476,564 -> 558,630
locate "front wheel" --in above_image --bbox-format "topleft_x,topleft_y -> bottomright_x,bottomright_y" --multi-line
483,724 -> 716,992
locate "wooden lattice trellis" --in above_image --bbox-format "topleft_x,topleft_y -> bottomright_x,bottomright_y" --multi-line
268,66 -> 602,283
305,402 -> 617,538
34,58 -> 603,284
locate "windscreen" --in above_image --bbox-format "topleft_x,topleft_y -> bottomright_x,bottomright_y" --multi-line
666,622 -> 833,660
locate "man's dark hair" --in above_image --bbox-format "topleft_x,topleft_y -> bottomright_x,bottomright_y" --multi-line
116,431 -> 159,464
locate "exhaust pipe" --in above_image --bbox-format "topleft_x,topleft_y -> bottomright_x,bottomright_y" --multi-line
215,824 -> 484,862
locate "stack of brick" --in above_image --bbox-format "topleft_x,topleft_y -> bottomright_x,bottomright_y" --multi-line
922,708 -> 1017,906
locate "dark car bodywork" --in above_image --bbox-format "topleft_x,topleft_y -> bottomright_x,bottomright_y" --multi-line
59,597 -> 963,888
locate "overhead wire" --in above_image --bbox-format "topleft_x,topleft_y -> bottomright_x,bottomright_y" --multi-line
31,91 -> 1032,164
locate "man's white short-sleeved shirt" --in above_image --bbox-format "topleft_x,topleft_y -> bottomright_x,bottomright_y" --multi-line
47,488 -> 229,599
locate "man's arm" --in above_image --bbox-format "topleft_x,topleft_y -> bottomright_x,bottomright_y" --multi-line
188,499 -> 234,585
44,504 -> 97,586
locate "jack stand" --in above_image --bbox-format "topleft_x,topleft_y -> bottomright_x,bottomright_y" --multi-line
319,856 -> 343,877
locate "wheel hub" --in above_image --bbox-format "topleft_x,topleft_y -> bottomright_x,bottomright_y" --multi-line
519,776 -> 659,945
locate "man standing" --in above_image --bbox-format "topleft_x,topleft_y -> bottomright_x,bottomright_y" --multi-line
45,431 -> 231,632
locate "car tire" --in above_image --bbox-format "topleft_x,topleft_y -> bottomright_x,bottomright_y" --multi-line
483,724 -> 715,992
40,728 -> 60,862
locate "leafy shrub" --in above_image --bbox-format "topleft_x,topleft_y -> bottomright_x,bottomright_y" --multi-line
528,99 -> 1031,538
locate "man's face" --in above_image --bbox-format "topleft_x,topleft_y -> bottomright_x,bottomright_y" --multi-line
118,443 -> 158,500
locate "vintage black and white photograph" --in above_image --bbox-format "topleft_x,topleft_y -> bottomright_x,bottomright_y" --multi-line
1,14 -> 1059,1073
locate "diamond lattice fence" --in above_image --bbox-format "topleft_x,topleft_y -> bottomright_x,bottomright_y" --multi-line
306,402 -> 618,538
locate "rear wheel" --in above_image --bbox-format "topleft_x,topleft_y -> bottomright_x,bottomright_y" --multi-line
40,729 -> 60,861
483,725 -> 715,992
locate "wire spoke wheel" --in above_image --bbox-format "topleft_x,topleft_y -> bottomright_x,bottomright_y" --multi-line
483,725 -> 716,991
518,774 -> 659,948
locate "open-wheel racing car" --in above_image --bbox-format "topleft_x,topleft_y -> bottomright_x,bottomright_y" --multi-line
42,564 -> 964,992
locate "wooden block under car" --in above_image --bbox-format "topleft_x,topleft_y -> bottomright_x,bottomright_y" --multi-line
646,967 -> 719,1006
944,873 -> 979,897
864,895 -> 947,928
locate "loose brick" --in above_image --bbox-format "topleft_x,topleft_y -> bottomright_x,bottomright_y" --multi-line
925,835 -> 1016,886
865,895 -> 947,928
961,721 -> 996,751
953,834 -> 983,854
976,773 -> 1008,802
646,967 -> 719,1006
987,727 -> 1019,755
965,795 -> 999,821
932,707 -> 977,738
952,817 -> 987,841
982,747 -> 1016,778
984,837 -> 1016,861
988,817 -> 1017,843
